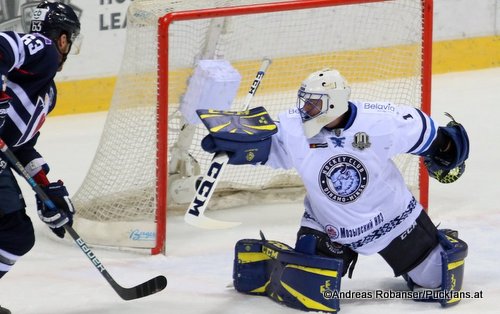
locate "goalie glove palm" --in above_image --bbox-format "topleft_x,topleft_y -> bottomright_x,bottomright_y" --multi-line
424,159 -> 465,184
36,180 -> 75,238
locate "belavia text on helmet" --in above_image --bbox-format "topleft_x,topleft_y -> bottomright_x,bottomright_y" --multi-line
30,1 -> 82,54
297,68 -> 351,138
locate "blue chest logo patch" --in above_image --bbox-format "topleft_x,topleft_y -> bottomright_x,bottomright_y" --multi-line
329,136 -> 345,148
319,155 -> 368,203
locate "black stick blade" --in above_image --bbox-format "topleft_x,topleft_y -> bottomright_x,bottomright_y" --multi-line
115,275 -> 167,301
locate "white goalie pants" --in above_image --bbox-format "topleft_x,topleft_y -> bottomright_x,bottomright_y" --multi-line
407,244 -> 444,288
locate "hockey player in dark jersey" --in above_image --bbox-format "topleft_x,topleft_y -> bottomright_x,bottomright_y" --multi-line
0,2 -> 81,313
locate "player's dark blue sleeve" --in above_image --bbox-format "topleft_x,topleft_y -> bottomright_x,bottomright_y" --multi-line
11,132 -> 50,176
12,131 -> 41,163
0,32 -> 24,76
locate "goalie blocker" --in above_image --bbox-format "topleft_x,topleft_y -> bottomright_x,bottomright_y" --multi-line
197,106 -> 277,165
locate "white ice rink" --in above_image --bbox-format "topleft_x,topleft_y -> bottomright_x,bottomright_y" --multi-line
1,67 -> 500,313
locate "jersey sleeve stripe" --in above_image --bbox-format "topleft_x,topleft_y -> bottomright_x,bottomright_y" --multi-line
406,108 -> 436,154
0,32 -> 25,71
415,116 -> 436,155
7,81 -> 36,115
406,109 -> 426,153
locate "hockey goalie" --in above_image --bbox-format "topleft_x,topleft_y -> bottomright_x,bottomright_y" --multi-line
197,68 -> 469,312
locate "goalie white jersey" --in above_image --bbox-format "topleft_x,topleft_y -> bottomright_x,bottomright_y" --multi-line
266,100 -> 437,255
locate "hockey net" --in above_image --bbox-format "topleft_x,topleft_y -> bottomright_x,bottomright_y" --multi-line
72,0 -> 432,254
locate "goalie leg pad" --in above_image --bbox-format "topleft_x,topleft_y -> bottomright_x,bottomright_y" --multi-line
404,229 -> 468,307
438,229 -> 468,306
296,227 -> 358,278
233,239 -> 271,295
233,237 -> 343,312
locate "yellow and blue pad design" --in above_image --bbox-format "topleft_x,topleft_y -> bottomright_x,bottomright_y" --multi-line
233,237 -> 343,312
438,229 -> 468,306
197,106 -> 278,164
197,106 -> 277,140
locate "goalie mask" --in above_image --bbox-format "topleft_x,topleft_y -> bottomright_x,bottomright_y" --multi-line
297,69 -> 351,138
30,1 -> 82,55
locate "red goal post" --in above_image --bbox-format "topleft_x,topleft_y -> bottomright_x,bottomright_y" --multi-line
72,0 -> 433,255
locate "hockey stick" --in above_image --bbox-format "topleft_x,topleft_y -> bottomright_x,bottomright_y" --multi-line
184,58 -> 272,229
0,138 -> 167,301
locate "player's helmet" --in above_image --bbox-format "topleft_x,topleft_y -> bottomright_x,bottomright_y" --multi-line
30,1 -> 82,54
297,69 -> 351,138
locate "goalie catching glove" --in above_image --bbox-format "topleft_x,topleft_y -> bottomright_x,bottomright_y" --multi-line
197,106 -> 277,165
423,113 -> 469,183
36,180 -> 75,238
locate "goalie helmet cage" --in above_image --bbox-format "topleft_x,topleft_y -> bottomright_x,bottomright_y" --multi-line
72,0 -> 433,255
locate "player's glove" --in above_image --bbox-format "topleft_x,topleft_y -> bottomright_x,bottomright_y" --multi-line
36,180 -> 75,238
0,75 -> 11,132
424,113 -> 469,183
424,159 -> 465,184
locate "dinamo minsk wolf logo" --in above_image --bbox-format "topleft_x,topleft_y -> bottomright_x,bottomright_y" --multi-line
319,155 -> 368,203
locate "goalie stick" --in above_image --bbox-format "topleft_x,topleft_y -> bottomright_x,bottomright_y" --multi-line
0,138 -> 167,301
184,58 -> 272,229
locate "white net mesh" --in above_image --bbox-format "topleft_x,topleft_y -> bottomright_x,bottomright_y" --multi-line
72,0 -> 428,250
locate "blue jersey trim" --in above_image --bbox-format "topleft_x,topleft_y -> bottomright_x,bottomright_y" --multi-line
415,116 -> 436,155
344,102 -> 357,130
407,108 -> 434,154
